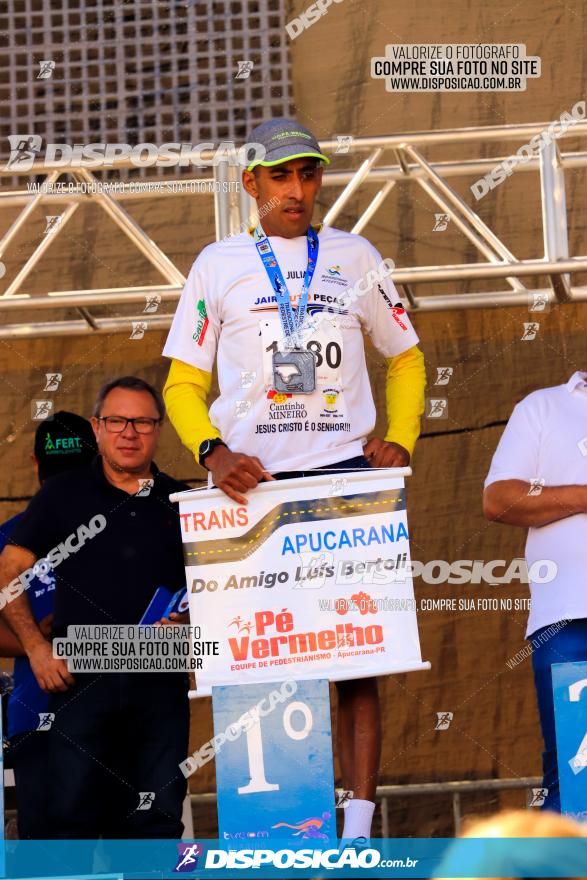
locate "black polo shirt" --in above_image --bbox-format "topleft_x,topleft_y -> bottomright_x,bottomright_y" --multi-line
10,456 -> 188,634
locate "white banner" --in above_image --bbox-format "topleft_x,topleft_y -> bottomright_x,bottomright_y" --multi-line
171,468 -> 429,695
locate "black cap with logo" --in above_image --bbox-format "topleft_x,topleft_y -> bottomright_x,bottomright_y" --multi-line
34,411 -> 97,483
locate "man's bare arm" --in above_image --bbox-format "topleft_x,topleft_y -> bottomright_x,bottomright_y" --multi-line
0,613 -> 53,658
0,617 -> 26,657
483,479 -> 587,528
0,545 -> 45,649
0,545 -> 74,692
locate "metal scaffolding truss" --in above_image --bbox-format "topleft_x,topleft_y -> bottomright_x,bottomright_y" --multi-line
1,120 -> 587,338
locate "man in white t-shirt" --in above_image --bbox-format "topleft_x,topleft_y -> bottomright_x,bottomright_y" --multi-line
163,118 -> 426,841
483,372 -> 587,811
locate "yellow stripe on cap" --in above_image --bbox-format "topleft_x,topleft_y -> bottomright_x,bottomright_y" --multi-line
246,151 -> 331,172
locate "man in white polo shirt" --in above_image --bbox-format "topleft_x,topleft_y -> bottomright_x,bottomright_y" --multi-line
483,372 -> 587,811
163,118 -> 426,842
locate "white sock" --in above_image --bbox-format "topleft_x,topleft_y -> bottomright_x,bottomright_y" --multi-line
341,798 -> 375,839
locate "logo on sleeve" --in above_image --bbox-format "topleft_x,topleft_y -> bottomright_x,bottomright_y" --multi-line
377,284 -> 408,330
192,298 -> 209,345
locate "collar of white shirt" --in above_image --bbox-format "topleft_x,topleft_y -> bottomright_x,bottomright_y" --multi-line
566,370 -> 587,393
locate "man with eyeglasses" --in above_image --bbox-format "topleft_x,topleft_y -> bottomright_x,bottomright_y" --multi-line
0,376 -> 190,839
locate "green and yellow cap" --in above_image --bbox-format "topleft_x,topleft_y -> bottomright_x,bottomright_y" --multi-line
246,117 -> 330,171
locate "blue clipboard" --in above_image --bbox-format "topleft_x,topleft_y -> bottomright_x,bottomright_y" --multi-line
139,587 -> 188,625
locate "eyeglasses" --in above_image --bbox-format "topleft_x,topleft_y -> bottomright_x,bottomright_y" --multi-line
97,416 -> 162,435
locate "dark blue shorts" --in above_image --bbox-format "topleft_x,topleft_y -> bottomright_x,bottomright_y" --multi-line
273,454 -> 371,480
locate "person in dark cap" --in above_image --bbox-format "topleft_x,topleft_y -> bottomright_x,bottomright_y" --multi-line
0,411 -> 97,838
32,410 -> 98,482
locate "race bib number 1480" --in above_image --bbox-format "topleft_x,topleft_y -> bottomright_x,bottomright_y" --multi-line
259,317 -> 343,392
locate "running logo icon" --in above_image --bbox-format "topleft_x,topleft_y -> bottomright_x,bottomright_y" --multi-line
426,398 -> 448,419
529,787 -> 548,807
435,712 -> 453,730
144,294 -> 161,314
335,136 -> 353,154
434,367 -> 453,386
235,399 -> 251,418
136,792 -> 155,811
335,789 -> 354,808
37,60 -> 56,79
5,134 -> 42,171
174,843 -> 203,872
44,372 -> 62,391
37,712 -> 55,731
329,476 -> 348,496
32,400 -> 54,420
235,60 -> 253,79
129,321 -> 148,340
529,292 -> 549,312
44,215 -> 63,235
521,322 -> 539,341
229,616 -> 252,634
433,213 -> 450,231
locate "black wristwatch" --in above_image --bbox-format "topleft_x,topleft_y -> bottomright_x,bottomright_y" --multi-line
198,438 -> 226,469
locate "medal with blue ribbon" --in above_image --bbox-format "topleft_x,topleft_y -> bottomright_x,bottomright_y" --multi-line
254,225 -> 319,394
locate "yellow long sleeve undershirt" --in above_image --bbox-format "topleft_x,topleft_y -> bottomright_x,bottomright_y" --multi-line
384,345 -> 426,456
163,344 -> 426,460
163,359 -> 220,458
